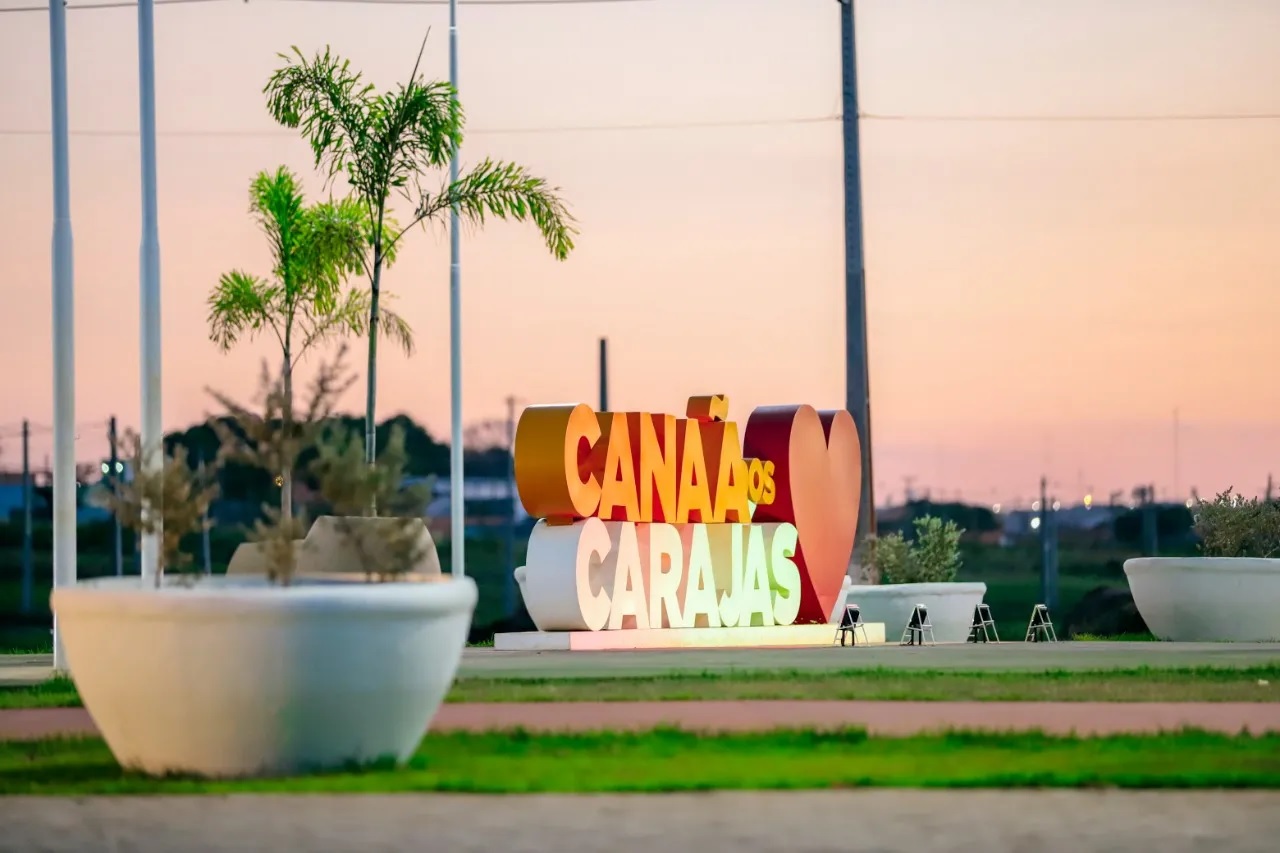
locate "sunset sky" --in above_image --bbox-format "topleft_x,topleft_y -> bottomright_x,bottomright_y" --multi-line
0,0 -> 1276,506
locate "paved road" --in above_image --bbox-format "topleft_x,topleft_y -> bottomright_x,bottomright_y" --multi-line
5,699 -> 1280,741
6,642 -> 1280,688
2,791 -> 1277,853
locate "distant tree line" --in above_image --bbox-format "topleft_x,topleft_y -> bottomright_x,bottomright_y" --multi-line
162,412 -> 512,511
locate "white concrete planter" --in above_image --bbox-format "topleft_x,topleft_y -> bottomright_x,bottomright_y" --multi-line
1124,557 -> 1280,642
51,574 -> 477,778
842,582 -> 987,643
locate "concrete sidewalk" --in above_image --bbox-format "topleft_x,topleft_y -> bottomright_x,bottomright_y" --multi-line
6,641 -> 1280,687
1,790 -> 1277,853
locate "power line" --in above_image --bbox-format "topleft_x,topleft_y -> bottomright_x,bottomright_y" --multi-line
0,115 -> 840,137
5,109 -> 1280,138
0,0 -> 653,13
861,111 -> 1280,123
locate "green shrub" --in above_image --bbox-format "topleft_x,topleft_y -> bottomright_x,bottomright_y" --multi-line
1193,489 -> 1280,558
868,515 -> 964,584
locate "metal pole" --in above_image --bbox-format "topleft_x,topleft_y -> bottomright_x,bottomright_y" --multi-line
447,0 -> 465,577
598,337 -> 608,411
109,416 -> 122,576
138,0 -> 163,585
840,0 -> 875,566
199,454 -> 212,575
1038,476 -> 1049,606
49,0 -> 77,673
504,395 -> 517,619
1047,496 -> 1059,612
21,420 -> 33,614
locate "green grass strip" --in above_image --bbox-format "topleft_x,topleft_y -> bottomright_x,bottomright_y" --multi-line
1,728 -> 1278,794
3,666 -> 1280,710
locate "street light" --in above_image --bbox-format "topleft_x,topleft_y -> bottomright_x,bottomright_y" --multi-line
138,0 -> 163,584
448,0 -> 465,578
48,0 -> 76,674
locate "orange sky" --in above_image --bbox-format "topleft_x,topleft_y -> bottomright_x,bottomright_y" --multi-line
0,0 -> 1277,506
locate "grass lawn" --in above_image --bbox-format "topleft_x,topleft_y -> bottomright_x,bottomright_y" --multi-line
1,728 -> 1277,794
4,666 -> 1278,710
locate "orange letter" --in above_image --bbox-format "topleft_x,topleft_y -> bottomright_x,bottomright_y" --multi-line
513,403 -> 602,521
745,458 -> 766,503
675,420 -> 714,523
597,412 -> 641,521
711,423 -> 751,523
760,460 -> 777,506
637,413 -> 678,523
686,394 -> 729,423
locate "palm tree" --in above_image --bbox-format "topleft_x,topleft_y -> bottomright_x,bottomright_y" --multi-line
264,34 -> 577,471
208,166 -> 413,524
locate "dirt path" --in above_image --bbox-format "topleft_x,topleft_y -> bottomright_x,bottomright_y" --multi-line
4,700 -> 1280,741
2,791 -> 1278,853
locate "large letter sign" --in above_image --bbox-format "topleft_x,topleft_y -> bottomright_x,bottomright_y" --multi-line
512,397 -> 861,634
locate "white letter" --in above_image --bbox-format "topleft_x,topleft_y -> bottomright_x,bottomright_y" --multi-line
679,524 -> 722,629
608,522 -> 650,630
768,523 -> 801,627
737,524 -> 775,627
646,523 -> 687,628
717,523 -> 747,627
520,518 -> 615,632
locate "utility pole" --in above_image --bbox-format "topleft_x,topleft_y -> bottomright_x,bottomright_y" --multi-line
199,454 -> 212,575
446,0 -> 466,579
1172,408 -> 1180,502
1044,494 -> 1059,612
1148,482 -> 1159,556
504,394 -> 518,620
598,337 -> 609,412
839,0 -> 876,569
1267,474 -> 1274,502
109,417 -> 122,576
21,421 -> 33,614
1038,476 -> 1053,607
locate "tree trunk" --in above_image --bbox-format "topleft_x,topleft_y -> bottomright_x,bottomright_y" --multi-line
365,252 -> 382,516
281,351 -> 294,529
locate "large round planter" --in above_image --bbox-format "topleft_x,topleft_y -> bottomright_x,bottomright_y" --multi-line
842,582 -> 987,643
1124,557 -> 1280,642
51,574 -> 477,778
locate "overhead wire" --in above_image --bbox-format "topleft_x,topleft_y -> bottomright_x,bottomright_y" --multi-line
0,0 -> 655,13
0,115 -> 842,137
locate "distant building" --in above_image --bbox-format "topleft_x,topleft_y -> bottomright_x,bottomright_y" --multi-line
414,476 -> 529,541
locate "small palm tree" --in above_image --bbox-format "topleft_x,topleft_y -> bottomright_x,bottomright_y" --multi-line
208,166 -> 413,524
265,34 -> 577,469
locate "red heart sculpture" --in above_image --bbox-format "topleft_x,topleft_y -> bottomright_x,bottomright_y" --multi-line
743,405 -> 862,624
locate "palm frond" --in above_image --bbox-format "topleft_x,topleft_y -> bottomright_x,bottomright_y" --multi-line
207,271 -> 279,350
377,302 -> 416,356
307,289 -> 415,357
430,159 -> 576,260
265,46 -> 377,197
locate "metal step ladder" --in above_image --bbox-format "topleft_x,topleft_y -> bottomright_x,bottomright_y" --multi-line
834,603 -> 869,647
900,604 -> 935,646
967,603 -> 1000,643
1025,604 -> 1058,642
